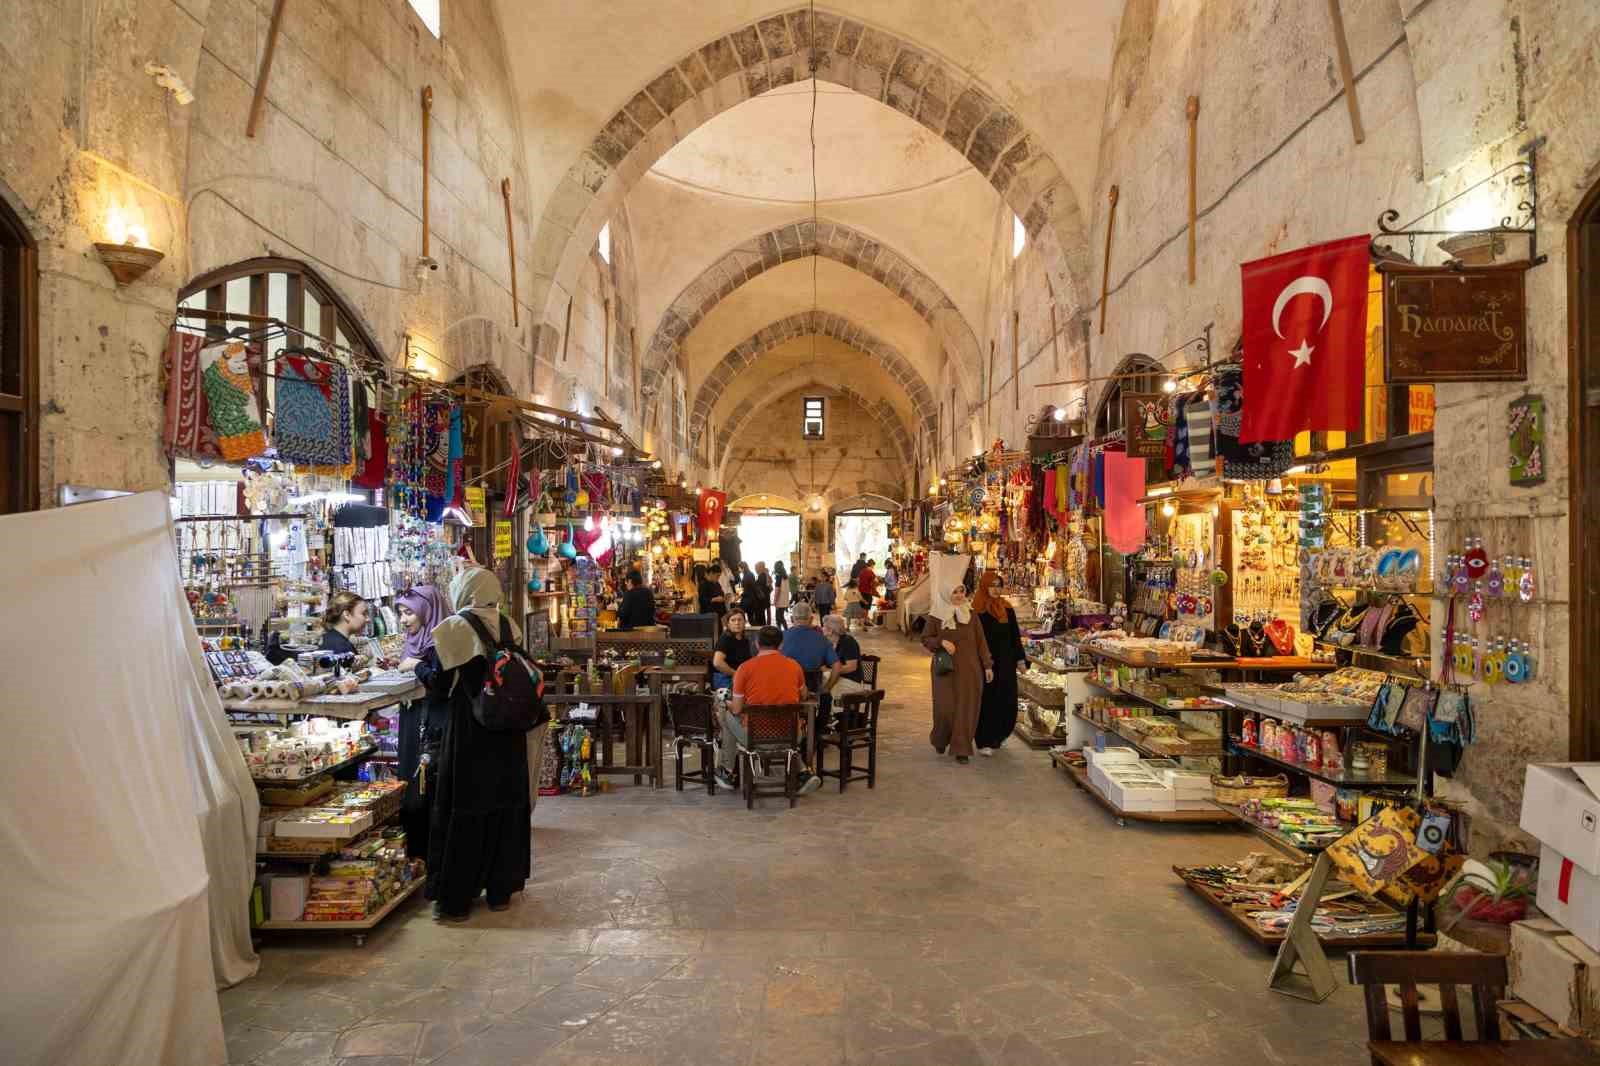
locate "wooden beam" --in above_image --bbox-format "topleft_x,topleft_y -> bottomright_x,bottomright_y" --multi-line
630,326 -> 640,414
420,87 -> 434,260
1012,310 -> 1020,410
986,340 -> 995,431
1099,185 -> 1120,334
602,296 -> 612,397
500,179 -> 519,326
1325,0 -> 1365,144
559,296 -> 573,364
246,0 -> 288,138
1045,274 -> 1063,374
1187,95 -> 1200,284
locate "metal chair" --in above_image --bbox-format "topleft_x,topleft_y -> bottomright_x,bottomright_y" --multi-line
1347,950 -> 1505,1062
737,703 -> 809,810
816,689 -> 883,792
668,691 -> 717,795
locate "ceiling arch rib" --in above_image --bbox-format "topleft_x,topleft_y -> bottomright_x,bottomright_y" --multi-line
536,7 -> 1089,333
640,218 -> 978,401
690,310 -> 936,445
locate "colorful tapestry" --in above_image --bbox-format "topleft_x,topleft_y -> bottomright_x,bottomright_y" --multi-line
199,338 -> 267,462
1213,364 -> 1292,480
273,352 -> 354,477
442,405 -> 464,510
353,410 -> 388,490
161,329 -> 221,461
423,400 -> 451,522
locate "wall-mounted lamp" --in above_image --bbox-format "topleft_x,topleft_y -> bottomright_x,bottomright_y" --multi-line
1162,377 -> 1178,394
1051,406 -> 1066,422
95,206 -> 163,287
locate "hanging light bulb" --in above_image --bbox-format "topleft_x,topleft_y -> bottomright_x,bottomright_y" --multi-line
583,514 -> 595,532
1161,501 -> 1176,517
1052,406 -> 1066,422
1162,377 -> 1178,394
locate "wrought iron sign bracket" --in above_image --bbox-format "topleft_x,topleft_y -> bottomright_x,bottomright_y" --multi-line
1370,137 -> 1547,268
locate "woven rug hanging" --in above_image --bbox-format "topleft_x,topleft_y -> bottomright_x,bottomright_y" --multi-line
273,350 -> 355,477
200,336 -> 267,461
161,328 -> 221,461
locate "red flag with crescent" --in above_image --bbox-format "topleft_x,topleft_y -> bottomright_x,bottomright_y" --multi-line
698,489 -> 727,533
1239,235 -> 1369,443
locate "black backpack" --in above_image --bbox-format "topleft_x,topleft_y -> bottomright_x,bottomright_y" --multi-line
457,611 -> 546,733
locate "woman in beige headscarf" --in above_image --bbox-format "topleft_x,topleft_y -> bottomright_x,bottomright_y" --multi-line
424,567 -> 533,921
922,580 -> 992,764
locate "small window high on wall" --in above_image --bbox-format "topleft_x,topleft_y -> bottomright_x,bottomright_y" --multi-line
407,0 -> 440,38
1012,214 -> 1026,259
803,396 -> 825,440
597,222 -> 611,265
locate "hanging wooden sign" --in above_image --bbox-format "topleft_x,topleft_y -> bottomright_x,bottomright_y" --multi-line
1382,262 -> 1529,382
1122,392 -> 1170,459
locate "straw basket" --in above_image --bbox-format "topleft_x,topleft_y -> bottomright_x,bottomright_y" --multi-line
1210,772 -> 1289,805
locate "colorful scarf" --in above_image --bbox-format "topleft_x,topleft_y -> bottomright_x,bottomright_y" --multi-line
200,338 -> 267,461
274,352 -> 355,476
162,329 -> 221,461
395,584 -> 448,659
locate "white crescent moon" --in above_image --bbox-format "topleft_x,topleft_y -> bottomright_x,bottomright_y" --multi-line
1271,276 -> 1334,340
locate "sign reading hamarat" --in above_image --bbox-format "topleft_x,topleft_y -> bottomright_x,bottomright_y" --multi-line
1381,262 -> 1529,383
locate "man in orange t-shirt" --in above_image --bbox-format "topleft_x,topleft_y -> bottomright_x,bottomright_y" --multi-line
717,625 -> 819,794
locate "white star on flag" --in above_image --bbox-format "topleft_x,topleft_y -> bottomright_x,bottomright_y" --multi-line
1288,339 -> 1314,368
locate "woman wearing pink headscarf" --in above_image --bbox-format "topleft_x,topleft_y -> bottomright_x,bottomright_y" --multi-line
396,584 -> 449,858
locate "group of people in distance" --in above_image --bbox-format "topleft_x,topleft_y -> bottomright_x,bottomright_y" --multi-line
922,571 -> 1027,764
690,553 -> 899,630
322,567 -> 534,922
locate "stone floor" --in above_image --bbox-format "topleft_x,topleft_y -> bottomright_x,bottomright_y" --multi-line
222,628 -> 1379,1065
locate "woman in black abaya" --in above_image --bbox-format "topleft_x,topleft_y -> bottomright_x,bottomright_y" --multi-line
972,571 -> 1027,755
424,567 -> 532,921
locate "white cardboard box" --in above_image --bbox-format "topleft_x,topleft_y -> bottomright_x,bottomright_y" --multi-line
1509,918 -> 1600,1036
1520,764 -> 1600,876
1537,843 -> 1600,954
269,874 -> 309,921
1162,769 -> 1213,799
1102,775 -> 1177,813
1086,747 -> 1141,768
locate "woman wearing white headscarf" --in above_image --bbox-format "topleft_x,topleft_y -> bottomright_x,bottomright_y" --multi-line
921,580 -> 992,763
425,567 -> 532,921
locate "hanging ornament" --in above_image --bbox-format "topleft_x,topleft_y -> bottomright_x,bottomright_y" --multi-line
1463,537 -> 1489,581
1518,557 -> 1536,602
1485,557 -> 1505,598
1467,586 -> 1486,623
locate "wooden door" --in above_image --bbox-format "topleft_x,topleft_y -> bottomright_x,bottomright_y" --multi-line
1572,180 -> 1600,758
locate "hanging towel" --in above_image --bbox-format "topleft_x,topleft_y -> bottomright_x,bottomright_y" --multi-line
1185,398 -> 1215,478
1042,467 -> 1058,523
274,352 -> 354,476
442,406 -> 464,509
1213,364 -> 1291,479
1173,395 -> 1193,476
1103,450 -> 1148,555
1054,462 -> 1069,517
162,329 -> 222,461
199,338 -> 267,462
1093,450 -> 1106,508
424,399 -> 451,522
353,411 -> 388,489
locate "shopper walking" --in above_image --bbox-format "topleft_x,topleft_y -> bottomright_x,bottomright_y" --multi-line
753,560 -> 774,625
772,561 -> 792,629
972,572 -> 1027,755
813,568 -> 837,616
883,560 -> 899,602
424,567 -> 533,921
395,584 -> 450,860
719,559 -> 738,605
857,558 -> 879,616
922,581 -> 992,764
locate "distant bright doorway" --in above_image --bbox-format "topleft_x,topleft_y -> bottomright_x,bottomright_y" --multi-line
736,510 -> 800,574
834,509 -> 891,576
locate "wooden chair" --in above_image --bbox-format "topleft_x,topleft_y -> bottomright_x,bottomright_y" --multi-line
668,691 -> 718,795
1347,950 -> 1505,1061
816,689 -> 883,792
858,654 -> 880,688
737,703 -> 808,810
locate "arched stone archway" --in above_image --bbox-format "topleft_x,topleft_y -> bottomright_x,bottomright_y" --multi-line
690,311 -> 937,445
535,8 -> 1089,334
714,377 -> 914,485
640,218 -> 981,401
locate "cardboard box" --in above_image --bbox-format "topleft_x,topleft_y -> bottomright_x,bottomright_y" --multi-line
1520,764 -> 1600,876
1102,775 -> 1176,813
1085,747 -> 1141,768
274,808 -> 373,840
1162,769 -> 1213,799
1509,918 -> 1600,1036
1537,844 -> 1600,953
269,874 -> 308,921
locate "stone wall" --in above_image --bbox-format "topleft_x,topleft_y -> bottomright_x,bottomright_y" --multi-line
1066,0 -> 1600,845
722,385 -> 906,509
1,0 -> 654,503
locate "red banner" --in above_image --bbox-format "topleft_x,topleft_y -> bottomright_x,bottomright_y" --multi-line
1239,235 -> 1369,443
698,489 -> 727,532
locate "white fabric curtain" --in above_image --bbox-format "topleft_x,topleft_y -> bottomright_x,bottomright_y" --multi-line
0,492 -> 257,1066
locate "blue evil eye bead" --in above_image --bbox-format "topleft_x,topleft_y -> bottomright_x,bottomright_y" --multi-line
1504,649 -> 1527,683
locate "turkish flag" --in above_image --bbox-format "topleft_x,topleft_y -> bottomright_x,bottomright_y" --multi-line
1239,235 -> 1369,443
698,489 -> 727,533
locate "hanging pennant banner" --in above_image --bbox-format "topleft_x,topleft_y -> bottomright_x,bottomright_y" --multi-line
1122,393 -> 1170,459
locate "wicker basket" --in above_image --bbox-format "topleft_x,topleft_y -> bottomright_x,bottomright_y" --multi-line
1018,675 -> 1066,709
1210,772 -> 1289,805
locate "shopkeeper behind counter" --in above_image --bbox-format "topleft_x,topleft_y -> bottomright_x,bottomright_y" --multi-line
616,570 -> 658,630
320,590 -> 367,693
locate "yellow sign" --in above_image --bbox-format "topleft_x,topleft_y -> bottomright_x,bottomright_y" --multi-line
465,486 -> 487,526
493,518 -> 513,562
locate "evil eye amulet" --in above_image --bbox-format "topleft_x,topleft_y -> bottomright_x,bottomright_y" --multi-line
1504,650 -> 1527,683
1468,590 -> 1486,623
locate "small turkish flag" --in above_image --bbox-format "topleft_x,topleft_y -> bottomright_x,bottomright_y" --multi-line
1239,235 -> 1369,443
698,489 -> 727,533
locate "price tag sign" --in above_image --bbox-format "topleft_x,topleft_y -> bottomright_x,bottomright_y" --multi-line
493,518 -> 513,562
465,486 -> 487,526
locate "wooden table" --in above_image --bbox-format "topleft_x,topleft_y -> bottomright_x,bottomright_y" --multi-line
1368,1040 -> 1598,1065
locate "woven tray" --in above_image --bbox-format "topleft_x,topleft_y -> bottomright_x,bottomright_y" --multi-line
1211,772 -> 1289,805
1019,675 -> 1066,709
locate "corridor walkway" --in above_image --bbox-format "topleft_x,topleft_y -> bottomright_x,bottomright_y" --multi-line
222,628 -> 1373,1066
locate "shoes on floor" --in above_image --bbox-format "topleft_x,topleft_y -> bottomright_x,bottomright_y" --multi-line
715,770 -> 737,791
935,746 -> 947,755
798,774 -> 822,795
977,747 -> 994,757
433,904 -> 470,923
955,756 -> 970,764
487,901 -> 511,912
